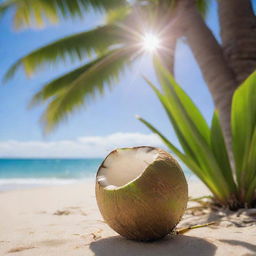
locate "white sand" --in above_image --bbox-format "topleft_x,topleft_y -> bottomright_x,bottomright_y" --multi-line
0,180 -> 255,256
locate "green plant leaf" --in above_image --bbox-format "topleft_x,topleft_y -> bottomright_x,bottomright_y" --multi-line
245,127 -> 256,181
144,67 -> 233,200
136,115 -> 226,200
243,126 -> 256,202
142,65 -> 256,206
210,111 -> 236,191
143,77 -> 198,163
245,171 -> 256,203
142,60 -> 239,202
231,71 -> 256,187
153,57 -> 210,144
153,62 -> 217,177
136,115 -> 206,181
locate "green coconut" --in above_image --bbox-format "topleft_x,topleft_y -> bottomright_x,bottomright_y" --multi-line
95,146 -> 188,241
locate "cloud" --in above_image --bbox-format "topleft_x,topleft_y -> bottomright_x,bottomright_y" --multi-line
0,133 -> 166,158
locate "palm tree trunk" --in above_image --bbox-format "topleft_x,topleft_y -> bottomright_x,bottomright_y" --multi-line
218,0 -> 256,205
173,0 -> 237,156
218,0 -> 256,83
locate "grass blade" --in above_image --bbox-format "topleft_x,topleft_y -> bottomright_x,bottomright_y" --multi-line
211,112 -> 236,191
231,72 -> 256,188
153,57 -> 210,144
137,116 -> 226,200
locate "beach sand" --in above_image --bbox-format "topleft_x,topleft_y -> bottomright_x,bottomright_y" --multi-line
0,180 -> 255,256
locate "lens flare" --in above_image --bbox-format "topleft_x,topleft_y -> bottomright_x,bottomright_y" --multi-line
142,33 -> 160,52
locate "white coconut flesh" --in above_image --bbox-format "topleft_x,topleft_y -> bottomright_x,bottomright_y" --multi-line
97,147 -> 159,189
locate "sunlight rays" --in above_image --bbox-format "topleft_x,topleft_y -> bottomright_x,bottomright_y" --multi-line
141,33 -> 160,52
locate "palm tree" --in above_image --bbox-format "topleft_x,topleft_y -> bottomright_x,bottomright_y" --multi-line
0,0 -> 205,130
1,0 -> 256,149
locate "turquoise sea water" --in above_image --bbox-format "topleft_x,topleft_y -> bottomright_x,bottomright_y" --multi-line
0,158 -> 195,191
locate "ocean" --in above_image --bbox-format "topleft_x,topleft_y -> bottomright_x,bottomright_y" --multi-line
0,158 -> 196,191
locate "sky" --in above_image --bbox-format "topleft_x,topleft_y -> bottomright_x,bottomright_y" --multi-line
0,1 -> 219,158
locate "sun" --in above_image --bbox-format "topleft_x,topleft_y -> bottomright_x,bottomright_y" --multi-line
142,33 -> 160,53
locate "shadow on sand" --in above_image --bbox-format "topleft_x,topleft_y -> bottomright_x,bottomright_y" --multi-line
220,239 -> 256,254
90,234 -> 217,256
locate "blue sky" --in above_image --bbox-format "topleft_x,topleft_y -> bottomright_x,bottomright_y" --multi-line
0,1 -> 219,157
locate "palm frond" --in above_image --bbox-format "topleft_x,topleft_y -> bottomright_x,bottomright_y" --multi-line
4,25 -> 126,81
136,0 -> 209,18
39,47 -> 138,132
106,6 -> 131,24
0,0 -> 128,29
0,1 -> 10,19
30,55 -> 108,106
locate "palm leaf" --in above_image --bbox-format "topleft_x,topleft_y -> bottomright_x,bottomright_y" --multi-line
141,62 -> 236,202
231,71 -> 256,202
40,47 -> 138,132
136,116 -> 226,200
245,166 -> 256,203
231,72 -> 256,187
30,55 -> 108,105
0,0 -> 128,29
210,112 -> 236,191
153,57 -> 210,144
160,89 -> 231,200
106,6 -> 131,24
4,25 -> 126,81
143,77 -> 198,164
137,115 -> 206,181
244,127 -> 256,201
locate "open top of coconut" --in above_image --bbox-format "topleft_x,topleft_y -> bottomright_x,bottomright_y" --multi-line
96,147 -> 159,190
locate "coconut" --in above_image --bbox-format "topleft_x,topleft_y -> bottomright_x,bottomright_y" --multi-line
95,146 -> 188,241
